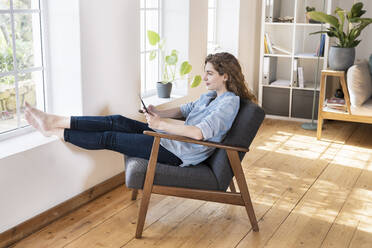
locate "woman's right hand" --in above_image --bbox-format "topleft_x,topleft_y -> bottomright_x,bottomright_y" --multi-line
146,104 -> 158,115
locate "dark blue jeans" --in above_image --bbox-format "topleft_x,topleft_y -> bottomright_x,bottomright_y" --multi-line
63,115 -> 182,166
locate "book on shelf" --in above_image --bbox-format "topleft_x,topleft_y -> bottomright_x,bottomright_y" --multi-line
263,56 -> 277,85
298,67 -> 304,88
264,33 -> 290,55
264,35 -> 269,54
293,58 -> 298,86
272,45 -> 291,55
265,0 -> 282,22
325,98 -> 346,106
324,98 -> 347,111
265,33 -> 273,54
316,34 -> 326,57
265,0 -> 272,22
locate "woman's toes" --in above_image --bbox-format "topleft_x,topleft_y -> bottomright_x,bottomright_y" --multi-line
25,102 -> 31,109
25,111 -> 39,130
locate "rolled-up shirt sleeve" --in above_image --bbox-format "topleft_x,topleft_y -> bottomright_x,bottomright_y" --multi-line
195,96 -> 240,140
180,98 -> 200,118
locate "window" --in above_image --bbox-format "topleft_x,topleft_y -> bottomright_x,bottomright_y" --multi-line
0,0 -> 45,135
207,0 -> 217,54
140,0 -> 161,97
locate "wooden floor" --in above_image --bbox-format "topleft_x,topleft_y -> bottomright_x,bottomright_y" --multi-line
12,119 -> 372,248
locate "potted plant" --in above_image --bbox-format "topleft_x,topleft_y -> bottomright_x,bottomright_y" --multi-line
308,2 -> 372,70
147,30 -> 201,98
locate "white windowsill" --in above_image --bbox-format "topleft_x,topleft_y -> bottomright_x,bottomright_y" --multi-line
0,129 -> 58,159
142,94 -> 185,107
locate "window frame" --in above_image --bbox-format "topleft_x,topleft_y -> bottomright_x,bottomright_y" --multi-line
0,0 -> 47,141
140,0 -> 162,98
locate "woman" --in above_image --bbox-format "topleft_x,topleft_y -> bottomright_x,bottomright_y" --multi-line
25,52 -> 256,167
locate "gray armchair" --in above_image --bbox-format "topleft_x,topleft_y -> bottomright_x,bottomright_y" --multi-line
125,99 -> 265,238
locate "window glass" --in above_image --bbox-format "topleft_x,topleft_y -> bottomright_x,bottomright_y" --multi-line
0,75 -> 16,132
208,0 -> 217,53
13,0 -> 39,9
0,0 -> 9,9
0,0 -> 45,135
145,51 -> 158,91
140,0 -> 160,96
146,0 -> 158,8
14,13 -> 42,70
18,70 -> 41,127
208,0 -> 215,8
0,14 -> 14,73
145,10 -> 159,50
208,9 -> 215,43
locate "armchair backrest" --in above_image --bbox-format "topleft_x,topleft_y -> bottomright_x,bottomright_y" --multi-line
206,99 -> 265,191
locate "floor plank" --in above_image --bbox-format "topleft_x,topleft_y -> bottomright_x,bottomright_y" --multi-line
63,195 -> 184,248
12,186 -> 134,248
10,119 -> 372,248
263,123 -> 372,248
321,126 -> 372,248
236,120 -> 358,248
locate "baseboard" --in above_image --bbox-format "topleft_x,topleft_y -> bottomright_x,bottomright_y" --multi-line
0,172 -> 126,248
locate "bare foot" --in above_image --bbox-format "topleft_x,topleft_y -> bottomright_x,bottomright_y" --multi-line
25,110 -> 53,137
25,102 -> 59,134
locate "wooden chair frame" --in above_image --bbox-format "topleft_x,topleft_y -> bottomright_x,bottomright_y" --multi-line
131,131 -> 259,238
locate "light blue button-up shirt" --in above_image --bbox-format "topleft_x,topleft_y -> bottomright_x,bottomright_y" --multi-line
159,90 -> 240,167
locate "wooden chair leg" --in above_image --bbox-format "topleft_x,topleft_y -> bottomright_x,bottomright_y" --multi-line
317,73 -> 326,140
131,189 -> 138,200
227,150 -> 259,232
135,137 -> 160,238
229,178 -> 237,193
317,117 -> 323,140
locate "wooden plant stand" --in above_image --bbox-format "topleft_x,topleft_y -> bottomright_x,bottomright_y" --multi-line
317,69 -> 372,140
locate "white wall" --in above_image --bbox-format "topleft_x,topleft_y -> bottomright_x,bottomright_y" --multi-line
0,0 -> 139,233
45,0 -> 83,115
79,0 -> 140,117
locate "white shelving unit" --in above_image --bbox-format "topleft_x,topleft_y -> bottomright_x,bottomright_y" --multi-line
258,0 -> 333,120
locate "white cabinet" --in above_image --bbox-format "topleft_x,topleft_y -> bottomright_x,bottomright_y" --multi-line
259,0 -> 332,119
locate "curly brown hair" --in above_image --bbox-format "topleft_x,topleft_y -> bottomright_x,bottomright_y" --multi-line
205,52 -> 256,102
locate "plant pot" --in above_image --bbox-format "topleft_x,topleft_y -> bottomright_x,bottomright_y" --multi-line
156,82 -> 172,98
328,46 -> 355,71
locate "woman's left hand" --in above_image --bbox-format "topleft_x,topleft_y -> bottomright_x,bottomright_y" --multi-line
145,112 -> 162,130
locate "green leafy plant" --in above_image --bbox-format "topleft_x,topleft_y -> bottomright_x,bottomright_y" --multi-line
308,2 -> 372,48
1,10 -> 34,85
147,30 -> 201,88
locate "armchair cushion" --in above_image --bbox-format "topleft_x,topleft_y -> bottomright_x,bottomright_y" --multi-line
125,157 -> 219,190
347,61 -> 372,107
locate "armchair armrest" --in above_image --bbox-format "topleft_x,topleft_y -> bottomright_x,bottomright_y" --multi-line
143,131 -> 249,152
